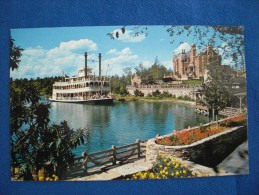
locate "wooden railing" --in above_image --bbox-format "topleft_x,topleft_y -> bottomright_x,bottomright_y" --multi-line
67,139 -> 146,178
219,107 -> 240,117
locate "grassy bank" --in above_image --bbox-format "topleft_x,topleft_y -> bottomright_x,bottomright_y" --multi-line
113,94 -> 195,105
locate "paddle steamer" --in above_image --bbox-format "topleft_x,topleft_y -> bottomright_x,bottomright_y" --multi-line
50,53 -> 113,104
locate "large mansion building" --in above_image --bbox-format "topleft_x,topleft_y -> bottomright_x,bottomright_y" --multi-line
173,44 -> 222,80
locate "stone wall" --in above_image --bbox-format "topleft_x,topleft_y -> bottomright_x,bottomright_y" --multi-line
146,125 -> 247,167
127,87 -> 195,98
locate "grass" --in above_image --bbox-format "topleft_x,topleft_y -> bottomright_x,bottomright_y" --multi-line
182,80 -> 202,85
113,94 -> 194,103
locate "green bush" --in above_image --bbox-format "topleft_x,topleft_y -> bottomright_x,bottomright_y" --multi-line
134,89 -> 144,97
159,91 -> 172,98
152,90 -> 161,97
200,125 -> 210,133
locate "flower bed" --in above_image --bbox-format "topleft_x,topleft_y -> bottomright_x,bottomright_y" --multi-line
156,114 -> 247,146
146,114 -> 247,167
128,154 -> 209,180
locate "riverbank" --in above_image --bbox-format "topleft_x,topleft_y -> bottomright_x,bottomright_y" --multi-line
113,94 -> 195,106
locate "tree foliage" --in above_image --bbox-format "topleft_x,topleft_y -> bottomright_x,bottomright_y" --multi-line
198,63 -> 232,115
11,76 -> 63,97
166,25 -> 245,70
107,26 -> 148,40
10,38 -> 23,71
108,25 -> 245,71
134,61 -> 170,84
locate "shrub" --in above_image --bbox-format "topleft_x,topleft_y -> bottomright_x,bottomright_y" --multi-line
200,125 -> 210,133
134,89 -> 144,97
159,91 -> 172,98
220,115 -> 247,127
152,90 -> 161,97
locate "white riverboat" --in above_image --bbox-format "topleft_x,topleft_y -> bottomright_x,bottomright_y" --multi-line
50,53 -> 113,104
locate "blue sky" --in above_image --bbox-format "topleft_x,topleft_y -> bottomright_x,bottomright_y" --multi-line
10,26 -> 234,79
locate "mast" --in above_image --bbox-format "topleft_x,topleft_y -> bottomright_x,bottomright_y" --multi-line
84,52 -> 88,79
99,53 -> 102,78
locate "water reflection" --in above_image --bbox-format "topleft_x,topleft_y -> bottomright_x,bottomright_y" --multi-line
49,101 -> 209,155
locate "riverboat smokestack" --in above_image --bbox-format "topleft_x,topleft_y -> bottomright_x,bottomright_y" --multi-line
99,53 -> 101,78
84,52 -> 88,78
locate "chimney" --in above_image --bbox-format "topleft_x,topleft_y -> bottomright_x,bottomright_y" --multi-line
84,52 -> 88,78
99,53 -> 102,78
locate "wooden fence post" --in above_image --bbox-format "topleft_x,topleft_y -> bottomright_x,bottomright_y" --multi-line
136,139 -> 141,158
82,152 -> 88,174
112,145 -> 116,165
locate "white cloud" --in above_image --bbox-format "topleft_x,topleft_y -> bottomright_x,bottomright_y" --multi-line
107,49 -> 117,54
22,47 -> 46,56
111,29 -> 146,43
142,60 -> 153,68
173,42 -> 191,55
107,47 -> 132,56
59,39 -> 97,51
10,39 -> 99,79
161,60 -> 172,70
217,42 -> 235,66
104,47 -> 140,76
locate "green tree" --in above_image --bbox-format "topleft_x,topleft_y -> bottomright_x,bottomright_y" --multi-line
134,63 -> 148,79
123,67 -> 133,84
10,38 -> 23,71
198,62 -> 232,117
110,75 -> 129,95
134,62 -> 169,83
149,63 -> 168,81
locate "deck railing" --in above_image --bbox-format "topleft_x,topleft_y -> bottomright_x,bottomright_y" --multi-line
67,139 -> 146,178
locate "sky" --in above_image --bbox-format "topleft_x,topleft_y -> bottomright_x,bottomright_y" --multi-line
10,25 -> 237,79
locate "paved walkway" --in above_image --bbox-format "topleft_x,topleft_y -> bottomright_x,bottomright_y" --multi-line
73,158 -> 153,181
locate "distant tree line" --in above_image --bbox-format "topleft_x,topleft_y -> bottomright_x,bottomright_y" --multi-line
11,76 -> 63,97
110,60 -> 172,96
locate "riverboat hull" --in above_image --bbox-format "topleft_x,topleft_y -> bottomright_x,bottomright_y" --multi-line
49,98 -> 114,105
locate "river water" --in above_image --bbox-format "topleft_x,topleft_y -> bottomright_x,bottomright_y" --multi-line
48,101 -> 209,156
